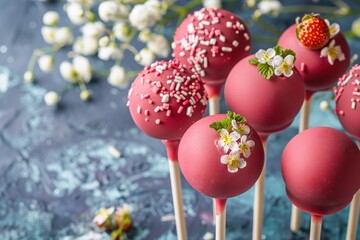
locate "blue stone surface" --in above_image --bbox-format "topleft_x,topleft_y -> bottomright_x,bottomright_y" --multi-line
0,0 -> 359,239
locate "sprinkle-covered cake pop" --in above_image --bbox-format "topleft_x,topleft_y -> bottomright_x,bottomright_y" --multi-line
334,64 -> 360,139
278,14 -> 350,92
224,46 -> 305,134
178,112 -> 264,199
173,8 -> 251,92
281,127 -> 360,216
127,59 -> 208,140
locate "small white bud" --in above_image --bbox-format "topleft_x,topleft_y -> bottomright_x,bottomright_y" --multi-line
44,91 -> 59,106
107,65 -> 128,88
98,36 -> 109,47
23,71 -> 35,83
135,48 -> 156,66
80,90 -> 91,101
320,100 -> 330,111
43,11 -> 59,26
38,55 -> 54,73
60,61 -> 78,83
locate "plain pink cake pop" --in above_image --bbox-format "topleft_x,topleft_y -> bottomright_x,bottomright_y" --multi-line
281,127 -> 360,216
178,113 -> 264,199
173,8 -> 251,96
224,54 -> 305,135
278,24 -> 350,93
334,64 -> 360,139
127,59 -> 208,140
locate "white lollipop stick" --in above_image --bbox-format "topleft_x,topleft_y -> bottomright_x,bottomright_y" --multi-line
209,95 -> 220,116
163,140 -> 187,240
310,215 -> 322,240
215,199 -> 227,240
252,139 -> 267,240
291,97 -> 312,232
346,189 -> 360,240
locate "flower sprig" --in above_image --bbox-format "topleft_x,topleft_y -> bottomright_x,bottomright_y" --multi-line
210,112 -> 255,173
249,45 -> 296,79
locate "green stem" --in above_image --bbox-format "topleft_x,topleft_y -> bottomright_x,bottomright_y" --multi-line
253,17 -> 282,36
78,81 -> 88,92
59,83 -> 75,97
252,35 -> 278,44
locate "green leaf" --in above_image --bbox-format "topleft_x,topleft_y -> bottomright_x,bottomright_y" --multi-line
210,122 -> 223,132
220,118 -> 231,130
248,58 -> 259,65
273,45 -> 283,55
227,111 -> 246,123
257,63 -> 274,80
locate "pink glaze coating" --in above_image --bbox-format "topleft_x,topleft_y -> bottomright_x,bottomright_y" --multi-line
224,55 -> 305,135
173,8 -> 251,86
281,127 -> 360,216
334,64 -> 360,139
178,114 -> 264,199
278,24 -> 350,92
127,59 -> 207,140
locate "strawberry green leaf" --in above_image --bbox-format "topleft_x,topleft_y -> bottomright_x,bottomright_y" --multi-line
257,63 -> 274,80
274,45 -> 283,55
248,58 -> 259,65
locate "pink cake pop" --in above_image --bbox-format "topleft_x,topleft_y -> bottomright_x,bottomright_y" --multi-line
173,8 -> 251,97
127,59 -> 208,240
334,64 -> 360,240
178,113 -> 264,239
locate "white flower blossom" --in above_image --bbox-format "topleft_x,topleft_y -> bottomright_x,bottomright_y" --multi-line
203,0 -> 222,9
145,0 -> 164,17
43,11 -> 59,26
80,90 -> 91,101
147,34 -> 170,58
135,48 -> 156,66
217,128 -> 241,152
255,48 -> 276,65
98,36 -> 110,47
73,55 -> 92,83
320,100 -> 330,111
231,120 -> 250,135
98,1 -> 129,22
98,44 -> 123,61
352,18 -> 360,38
38,55 -> 55,73
68,0 -> 95,6
107,65 -> 129,88
220,150 -> 247,173
44,91 -> 59,106
65,2 -> 87,25
81,21 -> 105,38
238,135 -> 255,158
41,26 -> 56,44
257,0 -> 282,16
325,19 -> 340,39
272,55 -> 295,77
60,61 -> 78,83
73,37 -> 98,56
129,4 -> 161,30
320,39 -> 345,65
138,29 -> 152,42
113,22 -> 132,42
54,27 -> 74,46
23,71 -> 35,83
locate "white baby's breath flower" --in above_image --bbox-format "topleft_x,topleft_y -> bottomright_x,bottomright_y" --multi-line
38,55 -> 55,73
41,26 -> 56,44
23,71 -> 35,83
203,0 -> 222,9
147,34 -> 170,58
145,0 -> 164,18
98,36 -> 110,47
55,27 -> 74,46
352,18 -> 360,38
107,65 -> 128,88
138,29 -> 152,42
80,90 -> 91,101
98,1 -> 129,22
73,37 -> 98,56
129,4 -> 160,30
43,11 -> 59,26
68,0 -> 95,6
44,91 -> 59,106
320,100 -> 330,111
257,0 -> 282,16
98,44 -> 123,61
135,48 -> 156,66
60,61 -> 78,83
113,22 -> 132,42
81,21 -> 105,38
73,55 -> 92,83
320,39 -> 345,65
65,2 -> 87,25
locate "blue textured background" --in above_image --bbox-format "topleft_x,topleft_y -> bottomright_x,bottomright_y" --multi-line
0,0 -> 359,239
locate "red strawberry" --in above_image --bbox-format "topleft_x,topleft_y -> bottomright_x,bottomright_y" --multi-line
296,13 -> 330,49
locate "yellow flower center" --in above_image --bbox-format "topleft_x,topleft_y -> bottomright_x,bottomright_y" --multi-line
279,62 -> 291,73
262,52 -> 271,61
228,156 -> 240,169
328,47 -> 339,59
222,135 -> 232,145
238,124 -> 247,134
239,143 -> 249,153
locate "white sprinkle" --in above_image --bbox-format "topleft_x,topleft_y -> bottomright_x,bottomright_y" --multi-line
162,94 -> 170,103
226,21 -> 232,28
181,90 -> 188,96
167,80 -> 172,84
176,83 -> 181,91
140,77 -> 144,85
212,18 -> 219,24
179,51 -> 185,57
126,101 -> 130,106
166,110 -> 171,117
186,106 -> 193,116
222,47 -> 232,52
343,74 -> 353,86
353,92 -> 360,96
175,76 -> 184,83
190,97 -> 196,105
203,57 -> 208,68
198,23 -> 204,29
200,70 -> 205,77
196,92 -> 202,99
210,38 -> 217,45
245,45 -> 250,51
177,106 -> 183,113
352,101 -> 357,109
155,119 -> 161,124
201,98 -> 207,105
243,33 -> 250,40
202,20 -> 210,25
174,94 -> 181,100
197,49 -> 206,56
232,40 -> 239,47
137,106 -> 141,114
128,88 -> 133,97
154,106 -> 161,112
187,23 -> 195,33
219,35 -> 226,42
200,40 -> 209,46
108,146 -> 121,158
355,79 -> 360,85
